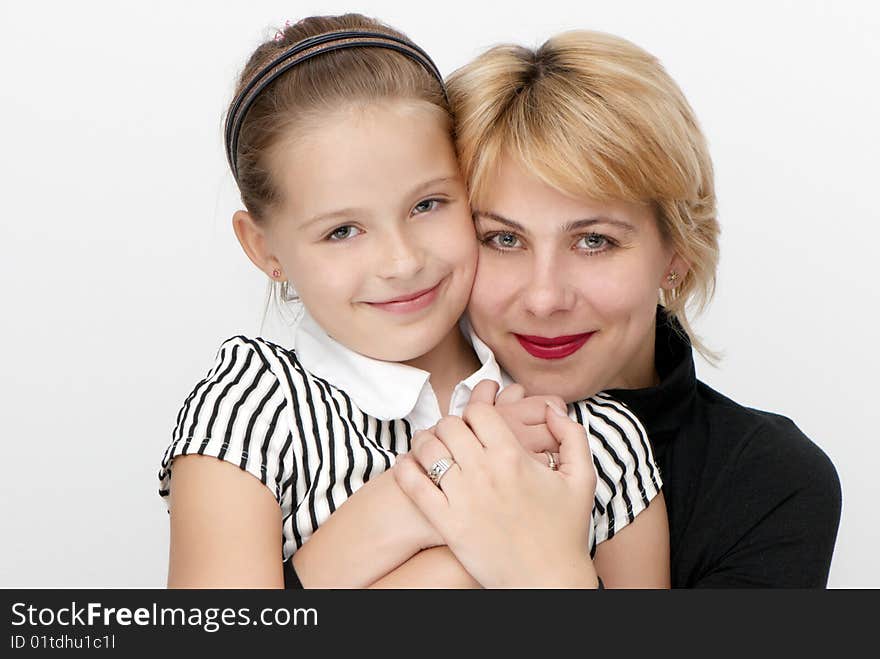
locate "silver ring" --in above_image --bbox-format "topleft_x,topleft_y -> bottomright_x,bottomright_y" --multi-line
545,450 -> 558,471
427,457 -> 455,487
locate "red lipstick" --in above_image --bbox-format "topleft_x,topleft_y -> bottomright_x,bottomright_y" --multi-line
514,332 -> 594,360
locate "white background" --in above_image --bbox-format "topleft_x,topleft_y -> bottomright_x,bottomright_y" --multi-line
1,0 -> 877,588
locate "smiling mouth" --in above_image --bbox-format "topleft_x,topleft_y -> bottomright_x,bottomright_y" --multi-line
513,332 -> 595,360
365,280 -> 444,314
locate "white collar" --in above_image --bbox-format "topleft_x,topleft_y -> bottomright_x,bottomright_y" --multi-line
292,310 -> 507,421
454,315 -> 511,395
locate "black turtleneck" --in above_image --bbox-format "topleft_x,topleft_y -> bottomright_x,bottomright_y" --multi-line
607,308 -> 842,587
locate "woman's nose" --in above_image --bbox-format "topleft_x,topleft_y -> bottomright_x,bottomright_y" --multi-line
521,256 -> 576,317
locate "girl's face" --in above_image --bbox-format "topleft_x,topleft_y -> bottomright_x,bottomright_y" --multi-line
255,100 -> 476,362
467,156 -> 687,402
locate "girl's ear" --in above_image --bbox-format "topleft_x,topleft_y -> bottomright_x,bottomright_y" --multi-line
232,210 -> 281,277
660,252 -> 691,290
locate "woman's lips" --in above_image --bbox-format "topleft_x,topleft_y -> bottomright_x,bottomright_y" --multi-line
514,332 -> 595,360
366,281 -> 442,314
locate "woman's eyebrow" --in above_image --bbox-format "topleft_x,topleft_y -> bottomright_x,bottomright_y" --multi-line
563,217 -> 636,233
473,211 -> 635,234
472,210 -> 526,231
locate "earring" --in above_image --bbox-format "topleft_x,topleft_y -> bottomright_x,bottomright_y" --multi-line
280,280 -> 300,302
666,271 -> 679,286
271,268 -> 281,279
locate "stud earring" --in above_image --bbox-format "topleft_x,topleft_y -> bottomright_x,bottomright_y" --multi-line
666,271 -> 679,286
271,268 -> 281,278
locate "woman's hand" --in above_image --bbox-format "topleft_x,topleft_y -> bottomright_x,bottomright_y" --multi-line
393,396 -> 599,588
488,381 -> 564,468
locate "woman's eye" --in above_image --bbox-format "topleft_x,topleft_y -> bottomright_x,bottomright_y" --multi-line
327,225 -> 362,241
576,233 -> 610,251
485,232 -> 521,249
412,198 -> 441,215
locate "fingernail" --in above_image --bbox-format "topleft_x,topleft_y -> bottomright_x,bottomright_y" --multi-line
546,401 -> 567,417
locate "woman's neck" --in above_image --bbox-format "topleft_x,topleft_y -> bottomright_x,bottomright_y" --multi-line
404,326 -> 481,414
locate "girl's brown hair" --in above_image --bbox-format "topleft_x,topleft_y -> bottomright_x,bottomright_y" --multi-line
228,14 -> 449,221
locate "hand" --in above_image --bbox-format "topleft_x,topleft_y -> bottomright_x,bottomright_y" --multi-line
469,379 -> 564,469
393,399 -> 599,588
290,468 -> 442,587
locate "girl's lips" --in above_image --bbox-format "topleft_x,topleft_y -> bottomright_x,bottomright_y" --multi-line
514,332 -> 595,360
366,281 -> 442,314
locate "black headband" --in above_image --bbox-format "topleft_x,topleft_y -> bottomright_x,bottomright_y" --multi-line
225,30 -> 447,181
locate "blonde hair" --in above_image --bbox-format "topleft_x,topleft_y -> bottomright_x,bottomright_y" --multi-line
448,30 -> 720,361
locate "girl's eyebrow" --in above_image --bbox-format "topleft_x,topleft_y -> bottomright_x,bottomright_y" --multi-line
302,176 -> 459,229
301,207 -> 363,229
407,175 -> 459,198
474,210 -> 635,233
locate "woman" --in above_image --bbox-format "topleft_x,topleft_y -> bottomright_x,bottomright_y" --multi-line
294,29 -> 841,587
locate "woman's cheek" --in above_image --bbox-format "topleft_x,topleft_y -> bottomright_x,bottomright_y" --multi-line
469,254 -> 511,315
582,259 -> 659,313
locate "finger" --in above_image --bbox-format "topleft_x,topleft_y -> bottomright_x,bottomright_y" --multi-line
544,402 -> 593,479
410,429 -> 456,472
461,401 -> 520,450
434,415 -> 484,467
526,450 -> 560,467
500,395 -> 568,426
510,423 -> 561,453
469,379 -> 500,405
495,383 -> 525,405
399,444 -> 463,499
393,453 -> 455,537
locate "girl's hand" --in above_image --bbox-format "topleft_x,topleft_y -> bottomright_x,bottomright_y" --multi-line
393,399 -> 599,588
291,468 -> 442,588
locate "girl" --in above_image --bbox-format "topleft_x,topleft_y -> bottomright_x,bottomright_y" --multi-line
158,14 -> 667,588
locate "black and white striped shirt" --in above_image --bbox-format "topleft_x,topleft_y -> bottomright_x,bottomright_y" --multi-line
158,312 -> 662,560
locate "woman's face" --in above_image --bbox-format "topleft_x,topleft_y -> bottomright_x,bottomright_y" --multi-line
467,156 -> 686,402
258,100 -> 477,362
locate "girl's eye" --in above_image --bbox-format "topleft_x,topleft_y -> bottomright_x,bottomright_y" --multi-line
483,232 -> 522,250
412,198 -> 442,215
327,225 -> 362,241
576,232 -> 612,252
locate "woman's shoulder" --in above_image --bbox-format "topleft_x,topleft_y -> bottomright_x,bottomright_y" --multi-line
697,381 -> 840,496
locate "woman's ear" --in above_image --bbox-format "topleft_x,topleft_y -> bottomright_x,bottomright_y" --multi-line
232,210 -> 281,277
661,253 -> 691,290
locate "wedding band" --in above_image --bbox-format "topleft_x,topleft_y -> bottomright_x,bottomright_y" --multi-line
426,457 -> 455,487
545,450 -> 558,471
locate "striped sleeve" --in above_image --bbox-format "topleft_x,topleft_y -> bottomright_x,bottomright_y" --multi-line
158,337 -> 294,506
576,393 -> 663,549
